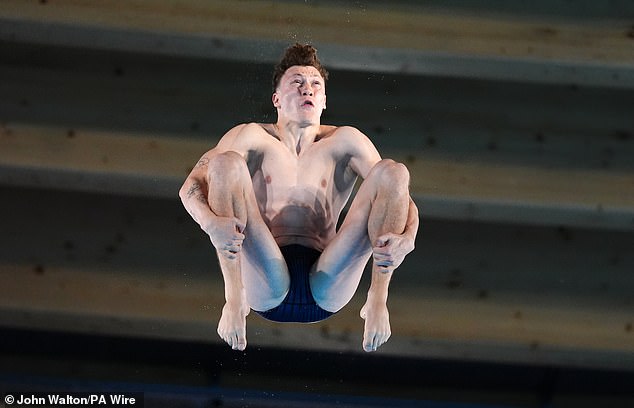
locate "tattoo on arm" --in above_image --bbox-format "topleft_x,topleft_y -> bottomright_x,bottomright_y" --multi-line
186,182 -> 208,204
195,157 -> 210,168
186,183 -> 200,198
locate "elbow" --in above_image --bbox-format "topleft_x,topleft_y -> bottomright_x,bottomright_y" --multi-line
410,198 -> 420,218
179,176 -> 208,207
178,178 -> 194,204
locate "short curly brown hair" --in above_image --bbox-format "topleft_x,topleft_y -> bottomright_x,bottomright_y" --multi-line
272,43 -> 329,91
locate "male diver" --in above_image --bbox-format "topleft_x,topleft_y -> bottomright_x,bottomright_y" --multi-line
180,43 -> 419,352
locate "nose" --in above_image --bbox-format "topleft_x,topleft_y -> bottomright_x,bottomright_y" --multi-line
300,83 -> 313,96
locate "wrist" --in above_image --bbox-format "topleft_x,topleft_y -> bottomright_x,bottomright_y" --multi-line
200,214 -> 218,234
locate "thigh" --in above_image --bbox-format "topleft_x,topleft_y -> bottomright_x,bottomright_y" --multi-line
310,186 -> 375,312
240,217 -> 291,311
204,150 -> 291,310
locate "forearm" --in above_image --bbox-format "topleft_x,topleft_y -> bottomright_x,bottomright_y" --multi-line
179,177 -> 216,229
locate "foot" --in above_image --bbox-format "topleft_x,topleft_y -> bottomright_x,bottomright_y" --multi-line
360,301 -> 391,352
217,302 -> 250,351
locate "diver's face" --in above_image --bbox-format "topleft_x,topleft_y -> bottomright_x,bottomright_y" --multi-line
272,65 -> 326,125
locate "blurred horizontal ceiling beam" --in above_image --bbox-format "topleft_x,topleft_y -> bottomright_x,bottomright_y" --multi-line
1,0 -> 633,375
2,123 -> 633,230
1,0 -> 633,88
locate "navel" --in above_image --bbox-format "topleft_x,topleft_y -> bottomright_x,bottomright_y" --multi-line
321,179 -> 327,188
265,175 -> 272,184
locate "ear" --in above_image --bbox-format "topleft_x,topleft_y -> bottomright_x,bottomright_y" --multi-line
323,94 -> 327,110
272,92 -> 280,108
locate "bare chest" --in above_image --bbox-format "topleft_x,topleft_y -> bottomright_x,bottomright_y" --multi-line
257,144 -> 334,191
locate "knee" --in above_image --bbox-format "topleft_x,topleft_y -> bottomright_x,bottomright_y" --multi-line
248,292 -> 287,313
207,151 -> 248,183
370,159 -> 410,193
311,274 -> 351,313
313,290 -> 349,314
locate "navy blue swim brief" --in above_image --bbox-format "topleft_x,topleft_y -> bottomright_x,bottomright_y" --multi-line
254,244 -> 335,323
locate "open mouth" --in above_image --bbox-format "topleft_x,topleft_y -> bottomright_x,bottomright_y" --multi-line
302,100 -> 314,107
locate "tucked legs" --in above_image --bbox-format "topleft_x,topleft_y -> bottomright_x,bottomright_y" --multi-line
205,152 -> 288,350
311,159 -> 412,351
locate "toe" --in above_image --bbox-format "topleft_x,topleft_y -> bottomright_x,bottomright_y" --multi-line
230,334 -> 240,350
363,334 -> 376,352
235,333 -> 247,351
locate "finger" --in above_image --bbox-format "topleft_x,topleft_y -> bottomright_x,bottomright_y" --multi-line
376,265 -> 393,274
373,246 -> 394,256
225,237 -> 239,245
372,252 -> 389,261
228,245 -> 242,254
372,249 -> 390,257
374,236 -> 389,247
226,240 -> 240,249
223,240 -> 241,251
235,219 -> 246,233
223,250 -> 237,260
373,257 -> 394,267
373,260 -> 389,269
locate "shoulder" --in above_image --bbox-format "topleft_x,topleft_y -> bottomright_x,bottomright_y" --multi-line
331,126 -> 374,145
216,122 -> 273,150
327,126 -> 378,152
317,125 -> 366,144
330,125 -> 364,138
226,122 -> 271,139
329,126 -> 382,177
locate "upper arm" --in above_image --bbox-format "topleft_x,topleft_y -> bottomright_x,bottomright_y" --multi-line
341,126 -> 382,179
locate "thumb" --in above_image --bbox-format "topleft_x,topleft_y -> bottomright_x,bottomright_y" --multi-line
235,219 -> 246,233
375,235 -> 389,247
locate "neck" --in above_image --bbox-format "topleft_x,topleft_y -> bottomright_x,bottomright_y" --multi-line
275,118 -> 320,155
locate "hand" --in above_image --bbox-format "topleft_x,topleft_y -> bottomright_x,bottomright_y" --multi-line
203,216 -> 246,259
372,232 -> 414,273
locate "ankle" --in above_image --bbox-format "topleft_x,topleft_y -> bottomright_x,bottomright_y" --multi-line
223,300 -> 250,315
365,291 -> 388,306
